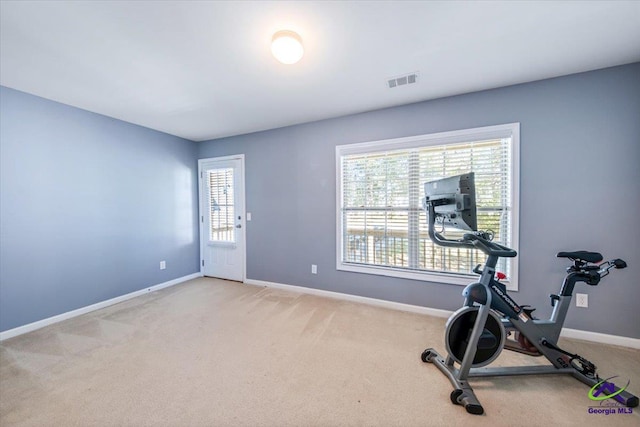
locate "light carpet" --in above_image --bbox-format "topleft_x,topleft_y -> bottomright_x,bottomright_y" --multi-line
1,277 -> 638,426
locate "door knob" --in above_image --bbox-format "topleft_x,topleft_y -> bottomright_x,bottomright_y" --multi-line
236,224 -> 242,229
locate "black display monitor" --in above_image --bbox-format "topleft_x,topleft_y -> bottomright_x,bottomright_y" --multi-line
424,172 -> 477,232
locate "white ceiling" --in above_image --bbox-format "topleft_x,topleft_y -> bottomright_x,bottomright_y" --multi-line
1,1 -> 639,142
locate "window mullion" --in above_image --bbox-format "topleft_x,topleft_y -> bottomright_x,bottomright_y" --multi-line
408,151 -> 420,269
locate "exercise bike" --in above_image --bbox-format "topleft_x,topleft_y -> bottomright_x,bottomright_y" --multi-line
420,172 -> 639,415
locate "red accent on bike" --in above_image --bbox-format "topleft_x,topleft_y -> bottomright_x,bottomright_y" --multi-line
496,272 -> 506,280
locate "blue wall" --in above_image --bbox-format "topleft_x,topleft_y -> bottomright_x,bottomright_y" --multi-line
0,86 -> 200,332
198,63 -> 640,339
2,64 -> 639,339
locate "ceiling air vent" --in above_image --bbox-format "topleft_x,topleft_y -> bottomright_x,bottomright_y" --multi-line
387,72 -> 418,89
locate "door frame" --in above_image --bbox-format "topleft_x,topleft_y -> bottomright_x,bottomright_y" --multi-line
198,154 -> 246,282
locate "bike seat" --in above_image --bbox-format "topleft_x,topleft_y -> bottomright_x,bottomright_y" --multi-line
556,251 -> 603,263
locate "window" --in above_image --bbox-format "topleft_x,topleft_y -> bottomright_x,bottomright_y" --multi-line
336,123 -> 519,289
208,168 -> 235,243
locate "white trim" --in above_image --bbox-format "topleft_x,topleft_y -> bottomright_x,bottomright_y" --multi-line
243,278 -> 640,349
0,272 -> 202,341
559,328 -> 640,350
336,123 -> 520,156
338,263 -> 503,287
335,123 -> 520,290
245,278 -> 454,319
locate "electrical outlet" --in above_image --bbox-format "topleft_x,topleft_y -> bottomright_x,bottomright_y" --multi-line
160,261 -> 166,270
247,212 -> 252,221
576,293 -> 588,308
311,264 -> 317,274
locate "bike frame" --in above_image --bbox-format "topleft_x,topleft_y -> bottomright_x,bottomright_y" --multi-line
423,203 -> 638,413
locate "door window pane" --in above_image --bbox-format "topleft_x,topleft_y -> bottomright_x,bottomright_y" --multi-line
208,168 -> 235,242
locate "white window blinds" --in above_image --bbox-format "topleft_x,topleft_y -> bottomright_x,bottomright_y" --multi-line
337,124 -> 518,287
208,168 -> 235,243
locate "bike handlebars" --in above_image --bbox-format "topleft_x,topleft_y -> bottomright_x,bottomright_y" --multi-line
426,202 -> 517,258
463,233 -> 518,258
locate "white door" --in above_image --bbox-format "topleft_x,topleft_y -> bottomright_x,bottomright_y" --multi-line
199,155 -> 245,281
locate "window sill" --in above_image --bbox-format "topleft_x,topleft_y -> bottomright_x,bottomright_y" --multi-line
337,262 -> 517,290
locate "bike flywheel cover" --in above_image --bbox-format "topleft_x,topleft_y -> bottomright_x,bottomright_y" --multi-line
445,306 -> 505,367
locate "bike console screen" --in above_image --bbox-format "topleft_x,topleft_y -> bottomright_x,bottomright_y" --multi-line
424,172 -> 477,232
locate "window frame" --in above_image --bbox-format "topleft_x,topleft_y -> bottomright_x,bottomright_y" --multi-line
335,123 -> 520,290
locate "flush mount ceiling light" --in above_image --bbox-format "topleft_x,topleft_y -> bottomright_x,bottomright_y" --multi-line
271,30 -> 304,64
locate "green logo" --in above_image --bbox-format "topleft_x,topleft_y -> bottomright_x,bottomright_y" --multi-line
588,376 -> 629,403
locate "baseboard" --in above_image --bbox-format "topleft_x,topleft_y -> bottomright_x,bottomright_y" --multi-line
244,279 -> 454,319
560,328 -> 640,349
244,278 -> 640,349
0,272 -> 203,341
